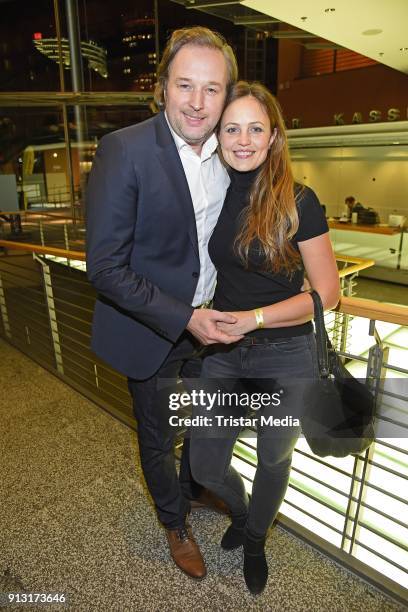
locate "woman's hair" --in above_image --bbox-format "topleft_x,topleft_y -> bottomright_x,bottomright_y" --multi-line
153,27 -> 238,111
221,81 -> 302,274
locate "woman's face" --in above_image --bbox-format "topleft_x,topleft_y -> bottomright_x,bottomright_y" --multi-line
219,95 -> 275,172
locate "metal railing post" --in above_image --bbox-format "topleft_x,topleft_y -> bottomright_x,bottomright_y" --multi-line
342,319 -> 389,556
0,271 -> 11,339
335,271 -> 355,353
341,450 -> 372,553
33,253 -> 64,375
39,219 -> 45,246
94,363 -> 99,388
63,222 -> 70,251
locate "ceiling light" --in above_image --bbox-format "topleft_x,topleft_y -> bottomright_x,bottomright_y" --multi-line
233,16 -> 280,25
362,29 -> 383,36
324,7 -> 336,12
186,1 -> 238,8
305,42 -> 341,50
400,47 -> 408,51
270,31 -> 315,39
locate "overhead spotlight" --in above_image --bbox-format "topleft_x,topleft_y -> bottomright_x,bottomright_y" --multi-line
324,7 -> 336,12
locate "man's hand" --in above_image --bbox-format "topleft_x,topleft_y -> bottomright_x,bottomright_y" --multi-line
186,309 -> 244,345
217,311 -> 257,336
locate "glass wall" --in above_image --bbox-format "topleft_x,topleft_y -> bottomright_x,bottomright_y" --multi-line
0,106 -> 66,210
0,0 -> 252,219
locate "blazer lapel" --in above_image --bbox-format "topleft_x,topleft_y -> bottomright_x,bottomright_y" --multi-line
154,112 -> 199,257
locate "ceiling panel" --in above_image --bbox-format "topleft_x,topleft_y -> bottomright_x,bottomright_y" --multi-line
242,0 -> 408,73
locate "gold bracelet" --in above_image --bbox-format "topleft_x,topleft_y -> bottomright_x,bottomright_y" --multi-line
254,308 -> 264,329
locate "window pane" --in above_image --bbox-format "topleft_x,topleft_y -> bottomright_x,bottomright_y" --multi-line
0,106 -> 69,212
76,0 -> 252,92
0,0 -> 60,91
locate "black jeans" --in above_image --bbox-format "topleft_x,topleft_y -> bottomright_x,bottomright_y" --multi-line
190,333 -> 319,538
128,333 -> 203,530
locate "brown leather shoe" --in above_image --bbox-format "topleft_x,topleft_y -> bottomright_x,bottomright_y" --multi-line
165,525 -> 206,579
190,489 -> 230,515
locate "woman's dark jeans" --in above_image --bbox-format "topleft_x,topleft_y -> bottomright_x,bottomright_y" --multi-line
190,333 -> 318,538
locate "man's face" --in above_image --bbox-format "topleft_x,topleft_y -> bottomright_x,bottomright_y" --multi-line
164,44 -> 228,153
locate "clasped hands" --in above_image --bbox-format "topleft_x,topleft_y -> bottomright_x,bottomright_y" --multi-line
186,308 -> 256,346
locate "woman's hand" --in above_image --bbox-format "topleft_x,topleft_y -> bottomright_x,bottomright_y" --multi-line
216,310 -> 257,336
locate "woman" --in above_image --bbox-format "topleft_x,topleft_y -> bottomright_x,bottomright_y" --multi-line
189,81 -> 340,595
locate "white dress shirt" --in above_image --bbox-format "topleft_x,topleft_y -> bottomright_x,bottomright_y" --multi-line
165,112 -> 230,307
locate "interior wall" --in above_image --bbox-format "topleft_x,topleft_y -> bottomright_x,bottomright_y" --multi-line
290,145 -> 408,221
277,40 -> 408,129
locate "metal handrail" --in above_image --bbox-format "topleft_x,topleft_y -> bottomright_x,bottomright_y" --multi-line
1,241 -> 407,328
0,239 -> 373,270
336,296 -> 408,326
0,91 -> 154,106
0,241 -> 85,261
335,254 -> 376,278
3,239 -> 408,325
0,210 -> 80,219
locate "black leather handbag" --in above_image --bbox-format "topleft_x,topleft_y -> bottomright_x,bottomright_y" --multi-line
301,290 -> 376,458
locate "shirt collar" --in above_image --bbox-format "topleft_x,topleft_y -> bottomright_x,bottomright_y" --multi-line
164,111 -> 218,160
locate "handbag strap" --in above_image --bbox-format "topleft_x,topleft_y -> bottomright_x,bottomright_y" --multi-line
309,290 -> 330,378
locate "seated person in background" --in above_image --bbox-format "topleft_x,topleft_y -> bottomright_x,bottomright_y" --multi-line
345,196 -> 356,219
0,211 -> 23,234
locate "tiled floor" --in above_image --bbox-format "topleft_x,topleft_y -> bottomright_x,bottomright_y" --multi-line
1,338 -> 406,611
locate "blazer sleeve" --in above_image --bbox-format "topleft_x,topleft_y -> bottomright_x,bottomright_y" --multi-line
85,132 -> 193,343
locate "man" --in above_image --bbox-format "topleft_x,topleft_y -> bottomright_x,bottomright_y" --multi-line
86,27 -> 239,579
345,195 -> 356,219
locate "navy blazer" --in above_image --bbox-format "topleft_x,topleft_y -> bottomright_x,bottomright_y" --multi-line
86,112 -> 200,379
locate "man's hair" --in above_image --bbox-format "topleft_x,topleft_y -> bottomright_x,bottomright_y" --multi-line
153,26 -> 238,111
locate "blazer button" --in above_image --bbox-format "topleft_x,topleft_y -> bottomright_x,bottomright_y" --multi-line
192,272 -> 199,278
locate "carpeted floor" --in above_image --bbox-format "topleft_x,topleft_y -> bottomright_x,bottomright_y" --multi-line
0,338 -> 406,611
